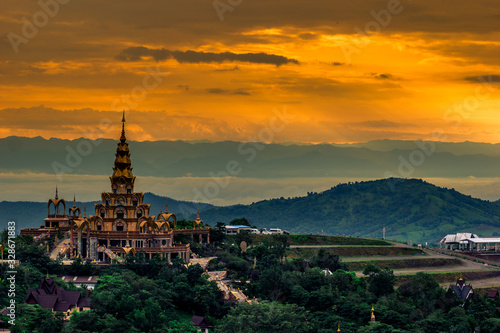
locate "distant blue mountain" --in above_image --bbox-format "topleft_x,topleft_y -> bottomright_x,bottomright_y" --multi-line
1,136 -> 500,178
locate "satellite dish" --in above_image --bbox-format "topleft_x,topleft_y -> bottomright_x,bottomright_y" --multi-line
240,241 -> 247,253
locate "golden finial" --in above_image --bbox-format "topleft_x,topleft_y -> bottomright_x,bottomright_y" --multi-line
55,186 -> 59,199
337,323 -> 341,332
165,198 -> 169,214
120,111 -> 127,143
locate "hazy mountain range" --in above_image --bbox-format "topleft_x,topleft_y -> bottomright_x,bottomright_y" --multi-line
1,136 -> 500,178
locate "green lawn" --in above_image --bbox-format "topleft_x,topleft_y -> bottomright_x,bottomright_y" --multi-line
286,246 -> 425,259
346,258 -> 463,271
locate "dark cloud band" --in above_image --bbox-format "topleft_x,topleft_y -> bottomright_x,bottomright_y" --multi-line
116,46 -> 299,66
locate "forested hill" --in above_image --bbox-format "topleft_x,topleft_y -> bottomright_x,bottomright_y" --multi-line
201,178 -> 500,243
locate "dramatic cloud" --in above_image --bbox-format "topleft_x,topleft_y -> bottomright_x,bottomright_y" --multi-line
116,47 -> 299,66
1,0 -> 500,145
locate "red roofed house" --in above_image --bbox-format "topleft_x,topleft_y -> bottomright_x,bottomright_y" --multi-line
486,289 -> 499,298
25,278 -> 91,318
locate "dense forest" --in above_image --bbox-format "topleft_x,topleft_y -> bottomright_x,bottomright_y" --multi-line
1,229 -> 500,332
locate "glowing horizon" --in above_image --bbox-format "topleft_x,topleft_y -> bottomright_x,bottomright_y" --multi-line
0,0 -> 499,144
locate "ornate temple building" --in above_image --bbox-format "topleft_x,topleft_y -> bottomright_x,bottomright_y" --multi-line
22,113 -> 210,263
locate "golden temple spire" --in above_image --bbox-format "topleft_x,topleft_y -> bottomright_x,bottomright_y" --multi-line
370,305 -> 376,323
194,206 -> 203,228
165,198 -> 169,214
120,110 -> 126,143
73,194 -> 76,207
337,323 -> 341,332
55,186 -> 58,199
110,112 -> 136,191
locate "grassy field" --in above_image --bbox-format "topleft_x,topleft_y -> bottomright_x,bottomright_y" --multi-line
286,246 -> 425,259
345,258 -> 463,271
252,234 -> 391,246
395,270 -> 500,286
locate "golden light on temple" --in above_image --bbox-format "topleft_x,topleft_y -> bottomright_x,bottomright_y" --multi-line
22,114 -> 209,262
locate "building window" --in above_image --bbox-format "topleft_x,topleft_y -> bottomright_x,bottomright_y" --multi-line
96,224 -> 102,231
116,222 -> 124,231
127,189 -> 131,194
117,211 -> 124,219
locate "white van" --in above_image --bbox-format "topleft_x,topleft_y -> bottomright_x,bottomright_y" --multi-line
268,228 -> 283,234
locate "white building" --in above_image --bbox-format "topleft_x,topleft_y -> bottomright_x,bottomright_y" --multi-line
225,225 -> 259,235
440,233 -> 500,251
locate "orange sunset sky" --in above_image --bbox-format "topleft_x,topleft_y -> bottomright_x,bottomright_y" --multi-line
1,0 -> 499,144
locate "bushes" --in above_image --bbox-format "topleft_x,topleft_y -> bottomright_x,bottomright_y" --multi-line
215,301 -> 310,333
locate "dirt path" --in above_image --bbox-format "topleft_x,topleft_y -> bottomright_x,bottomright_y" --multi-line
355,262 -> 494,277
